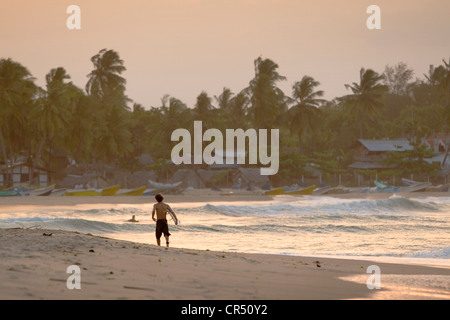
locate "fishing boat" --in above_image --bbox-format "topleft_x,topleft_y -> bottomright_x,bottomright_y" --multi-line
99,185 -> 120,196
400,178 -> 431,192
0,189 -> 22,196
313,186 -> 333,195
148,180 -> 182,190
324,185 -> 352,194
401,178 -> 419,187
115,185 -> 146,196
426,183 -> 450,192
264,187 -> 285,195
64,185 -> 120,196
284,185 -> 316,195
374,180 -> 401,193
325,186 -> 350,194
64,189 -> 98,196
143,188 -> 162,196
374,180 -> 387,189
402,182 -> 431,192
51,188 -> 67,196
27,184 -> 55,196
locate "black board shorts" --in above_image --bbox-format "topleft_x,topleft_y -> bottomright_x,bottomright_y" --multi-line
156,219 -> 171,239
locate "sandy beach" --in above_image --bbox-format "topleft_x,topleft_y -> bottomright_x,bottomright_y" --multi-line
0,227 -> 448,300
1,190 -> 449,300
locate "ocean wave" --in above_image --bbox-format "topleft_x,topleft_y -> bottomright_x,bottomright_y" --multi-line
406,246 -> 450,259
191,196 -> 447,217
0,217 -> 152,234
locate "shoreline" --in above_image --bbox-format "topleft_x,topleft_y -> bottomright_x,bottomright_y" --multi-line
0,189 -> 448,208
1,227 -> 449,300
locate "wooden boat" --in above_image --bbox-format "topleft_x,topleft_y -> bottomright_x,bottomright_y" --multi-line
27,184 -> 55,196
402,182 -> 430,192
426,183 -> 450,192
0,189 -> 22,196
148,180 -> 182,189
401,178 -> 420,187
64,189 -> 98,196
99,185 -> 120,196
264,187 -> 285,195
51,188 -> 67,196
143,188 -> 162,196
374,180 -> 401,193
115,185 -> 146,196
64,185 -> 120,196
284,185 -> 316,195
318,185 -> 350,194
326,187 -> 350,194
374,180 -> 387,189
313,186 -> 333,195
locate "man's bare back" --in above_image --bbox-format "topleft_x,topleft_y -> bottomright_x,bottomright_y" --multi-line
153,202 -> 174,221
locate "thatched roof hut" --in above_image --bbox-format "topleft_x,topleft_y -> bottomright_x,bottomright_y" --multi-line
233,167 -> 270,188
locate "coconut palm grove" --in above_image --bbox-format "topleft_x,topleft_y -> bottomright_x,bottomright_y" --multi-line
0,49 -> 449,188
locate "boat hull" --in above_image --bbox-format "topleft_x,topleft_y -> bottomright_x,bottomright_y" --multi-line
100,185 -> 120,196
115,185 -> 146,196
64,190 -> 98,196
264,187 -> 285,195
0,190 -> 22,196
285,185 -> 316,195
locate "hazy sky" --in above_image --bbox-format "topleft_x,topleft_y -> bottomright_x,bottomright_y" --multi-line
1,0 -> 449,108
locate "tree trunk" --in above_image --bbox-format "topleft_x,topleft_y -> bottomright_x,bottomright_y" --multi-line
442,140 -> 450,168
0,130 -> 10,185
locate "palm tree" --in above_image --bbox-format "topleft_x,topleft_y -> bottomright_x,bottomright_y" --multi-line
215,87 -> 234,111
343,68 -> 388,139
86,49 -> 126,100
64,87 -> 97,166
246,57 -> 287,129
0,58 -> 36,184
31,67 -> 73,181
193,91 -> 214,128
229,91 -> 249,129
94,105 -> 133,163
150,95 -> 192,159
287,75 -> 325,152
214,88 -> 248,129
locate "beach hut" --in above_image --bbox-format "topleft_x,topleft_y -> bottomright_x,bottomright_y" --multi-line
0,162 -> 49,187
233,167 -> 270,189
170,169 -> 201,189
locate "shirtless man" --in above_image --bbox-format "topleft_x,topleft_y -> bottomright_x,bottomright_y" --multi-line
152,193 -> 178,247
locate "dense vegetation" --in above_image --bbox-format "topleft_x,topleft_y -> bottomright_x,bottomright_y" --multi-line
0,49 -> 449,186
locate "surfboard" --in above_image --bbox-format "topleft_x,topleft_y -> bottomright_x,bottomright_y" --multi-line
166,210 -> 180,225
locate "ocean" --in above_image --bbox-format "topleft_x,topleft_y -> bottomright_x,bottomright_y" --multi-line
1,194 -> 449,267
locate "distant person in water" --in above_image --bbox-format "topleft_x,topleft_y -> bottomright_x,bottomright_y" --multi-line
127,215 -> 139,222
152,193 -> 178,247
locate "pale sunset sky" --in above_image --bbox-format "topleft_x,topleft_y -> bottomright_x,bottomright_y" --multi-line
1,0 -> 449,108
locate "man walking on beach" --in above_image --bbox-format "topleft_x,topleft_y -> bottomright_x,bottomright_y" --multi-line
152,194 -> 178,247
